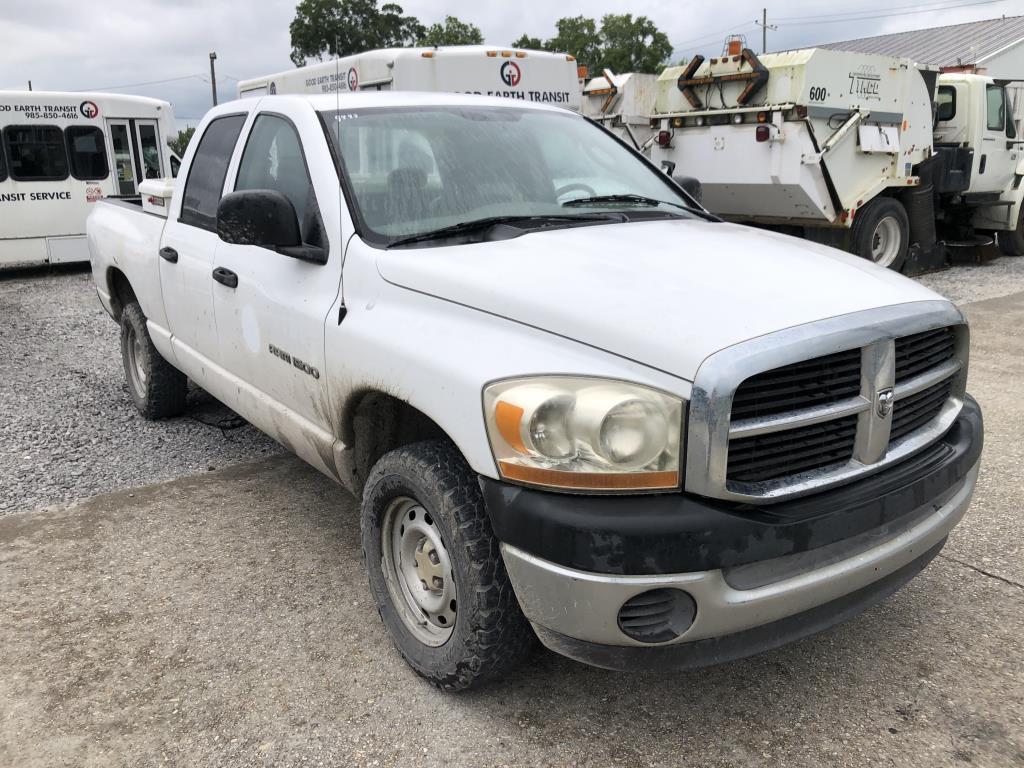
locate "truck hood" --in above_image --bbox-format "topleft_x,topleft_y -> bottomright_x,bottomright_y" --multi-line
376,218 -> 945,381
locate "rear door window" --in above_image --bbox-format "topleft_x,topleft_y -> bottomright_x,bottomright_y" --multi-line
935,85 -> 956,122
179,114 -> 247,230
3,125 -> 69,181
65,126 -> 109,180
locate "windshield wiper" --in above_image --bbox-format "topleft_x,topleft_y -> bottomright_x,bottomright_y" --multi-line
387,213 -> 620,248
562,194 -> 701,215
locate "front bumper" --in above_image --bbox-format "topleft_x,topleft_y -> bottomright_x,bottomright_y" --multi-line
484,398 -> 982,670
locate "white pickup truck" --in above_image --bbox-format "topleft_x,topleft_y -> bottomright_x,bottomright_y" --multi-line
88,92 -> 983,690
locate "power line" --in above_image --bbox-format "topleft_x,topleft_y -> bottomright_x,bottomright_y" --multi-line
672,0 -> 1011,54
779,0 -> 1009,26
775,0 -> 1008,22
71,74 -> 207,92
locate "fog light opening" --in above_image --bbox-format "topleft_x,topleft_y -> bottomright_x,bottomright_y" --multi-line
617,588 -> 696,644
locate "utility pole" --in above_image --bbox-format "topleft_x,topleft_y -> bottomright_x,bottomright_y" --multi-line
209,52 -> 218,106
755,9 -> 777,54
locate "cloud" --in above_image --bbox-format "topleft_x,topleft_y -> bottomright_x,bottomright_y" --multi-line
2,0 -> 1017,126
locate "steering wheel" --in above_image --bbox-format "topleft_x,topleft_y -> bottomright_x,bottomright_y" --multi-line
555,182 -> 597,201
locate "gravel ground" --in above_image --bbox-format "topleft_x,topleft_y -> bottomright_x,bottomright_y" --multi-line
917,253 -> 1024,304
0,264 -> 282,516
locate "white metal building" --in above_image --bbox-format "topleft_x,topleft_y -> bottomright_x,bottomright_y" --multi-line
821,15 -> 1024,127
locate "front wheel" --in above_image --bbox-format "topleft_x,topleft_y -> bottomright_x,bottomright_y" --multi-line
997,207 -> 1024,256
360,440 -> 534,690
850,197 -> 909,271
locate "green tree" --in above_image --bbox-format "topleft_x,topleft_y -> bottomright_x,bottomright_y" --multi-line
544,16 -> 602,70
419,15 -> 483,46
510,34 -> 543,49
289,0 -> 425,66
167,126 -> 195,158
597,14 -> 672,74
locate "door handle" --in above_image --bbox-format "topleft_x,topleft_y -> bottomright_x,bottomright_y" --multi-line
159,246 -> 178,263
212,267 -> 238,289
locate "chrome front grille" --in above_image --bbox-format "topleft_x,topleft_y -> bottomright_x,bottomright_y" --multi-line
685,302 -> 969,503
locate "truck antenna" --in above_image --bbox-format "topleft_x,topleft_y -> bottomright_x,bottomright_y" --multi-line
209,52 -> 218,106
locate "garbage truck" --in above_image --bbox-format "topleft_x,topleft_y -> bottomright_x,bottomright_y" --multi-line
649,47 -> 1024,272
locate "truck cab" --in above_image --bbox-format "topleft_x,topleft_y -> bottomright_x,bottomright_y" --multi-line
934,73 -> 1022,246
87,92 -> 982,690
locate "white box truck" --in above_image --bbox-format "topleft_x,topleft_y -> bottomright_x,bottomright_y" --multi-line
581,70 -> 659,150
0,90 -> 180,267
649,48 -> 1024,272
238,45 -> 581,110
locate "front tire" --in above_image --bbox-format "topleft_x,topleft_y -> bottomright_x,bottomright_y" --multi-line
850,197 -> 909,271
997,207 -> 1024,256
120,302 -> 187,419
360,440 -> 534,690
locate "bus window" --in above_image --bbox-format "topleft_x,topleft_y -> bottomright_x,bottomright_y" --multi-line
0,139 -> 6,182
66,126 -> 109,180
3,125 -> 69,181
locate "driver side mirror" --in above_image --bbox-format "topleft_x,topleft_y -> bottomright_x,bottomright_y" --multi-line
216,189 -> 326,264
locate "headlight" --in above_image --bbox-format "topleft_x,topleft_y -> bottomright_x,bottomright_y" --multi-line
483,377 -> 684,492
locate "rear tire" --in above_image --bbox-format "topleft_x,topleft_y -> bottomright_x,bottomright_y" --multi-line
997,208 -> 1024,256
120,302 -> 187,419
360,440 -> 535,691
850,197 -> 909,271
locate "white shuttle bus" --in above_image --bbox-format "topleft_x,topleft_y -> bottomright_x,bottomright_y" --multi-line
0,91 -> 179,267
238,46 -> 582,110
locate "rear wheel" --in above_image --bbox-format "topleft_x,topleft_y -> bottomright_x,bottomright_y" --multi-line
120,302 -> 187,419
360,440 -> 534,690
850,197 -> 909,271
997,208 -> 1024,256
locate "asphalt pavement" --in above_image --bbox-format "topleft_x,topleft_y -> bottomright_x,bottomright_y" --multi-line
0,273 -> 1022,767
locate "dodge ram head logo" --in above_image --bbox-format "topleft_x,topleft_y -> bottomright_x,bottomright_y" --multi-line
876,387 -> 895,418
500,61 -> 522,87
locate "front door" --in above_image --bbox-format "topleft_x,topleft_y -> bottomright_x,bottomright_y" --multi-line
106,119 -> 166,196
212,112 -> 341,432
976,85 -> 1017,195
106,120 -> 137,196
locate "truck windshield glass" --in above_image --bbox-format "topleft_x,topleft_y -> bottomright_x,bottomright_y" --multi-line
322,106 -> 699,244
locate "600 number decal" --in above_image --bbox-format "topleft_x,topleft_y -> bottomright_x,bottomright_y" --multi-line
808,86 -> 828,102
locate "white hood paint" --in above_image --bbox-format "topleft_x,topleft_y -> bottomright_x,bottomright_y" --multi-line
376,219 -> 945,381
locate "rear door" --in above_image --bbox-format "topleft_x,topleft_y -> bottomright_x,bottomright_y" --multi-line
159,112 -> 247,364
212,108 -> 341,432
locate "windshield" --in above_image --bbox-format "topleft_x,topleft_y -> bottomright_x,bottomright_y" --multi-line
321,105 -> 700,246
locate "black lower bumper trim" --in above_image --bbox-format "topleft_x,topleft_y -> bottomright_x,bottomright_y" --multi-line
532,538 -> 946,672
481,397 -> 982,576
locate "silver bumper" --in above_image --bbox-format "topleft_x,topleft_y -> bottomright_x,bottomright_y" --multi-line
502,461 -> 979,649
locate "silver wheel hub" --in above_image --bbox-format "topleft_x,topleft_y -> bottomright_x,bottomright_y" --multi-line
870,216 -> 901,268
126,325 -> 147,396
381,498 -> 456,646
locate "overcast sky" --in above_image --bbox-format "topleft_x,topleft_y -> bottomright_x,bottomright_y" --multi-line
3,0 -> 1020,126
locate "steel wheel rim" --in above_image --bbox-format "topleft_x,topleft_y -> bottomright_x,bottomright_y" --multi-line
126,325 -> 147,397
870,216 -> 901,267
381,497 -> 456,646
